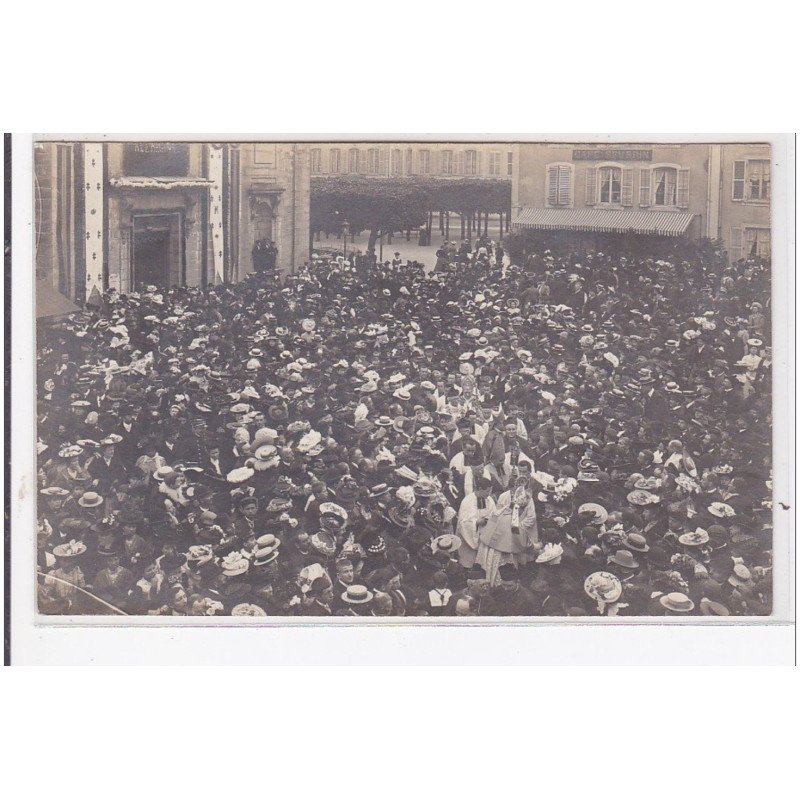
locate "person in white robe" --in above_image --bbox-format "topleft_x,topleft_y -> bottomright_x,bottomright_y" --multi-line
455,477 -> 496,569
477,481 -> 539,585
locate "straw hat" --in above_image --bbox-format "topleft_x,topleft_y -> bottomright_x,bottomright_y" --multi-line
341,585 -> 374,605
77,491 -> 103,508
699,597 -> 730,616
431,534 -> 462,555
659,592 -> 695,613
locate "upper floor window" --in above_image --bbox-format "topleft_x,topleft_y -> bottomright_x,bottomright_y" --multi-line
639,164 -> 689,208
441,150 -> 454,174
733,159 -> 770,202
598,166 -> 622,204
507,151 -> 513,176
653,166 -> 677,206
391,148 -> 403,176
405,148 -> 413,175
418,149 -> 431,174
465,149 -> 479,175
488,151 -> 501,175
367,148 -> 380,174
329,148 -> 341,174
347,148 -> 359,173
310,148 -> 322,173
546,163 -> 573,207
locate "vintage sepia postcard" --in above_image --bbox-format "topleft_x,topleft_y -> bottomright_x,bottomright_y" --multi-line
27,137 -> 789,623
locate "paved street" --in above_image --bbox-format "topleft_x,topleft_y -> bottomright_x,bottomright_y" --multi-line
312,215 -> 510,271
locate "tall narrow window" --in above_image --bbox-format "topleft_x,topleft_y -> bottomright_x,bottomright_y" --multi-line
745,227 -> 771,259
465,149 -> 478,175
418,149 -> 431,174
598,166 -> 622,204
653,167 -> 677,206
442,150 -> 454,174
747,160 -> 770,201
488,151 -> 501,175
391,148 -> 403,175
310,148 -> 322,173
405,148 -> 413,174
507,151 -> 513,176
367,148 -> 380,174
329,148 -> 341,174
546,164 -> 573,206
347,148 -> 359,173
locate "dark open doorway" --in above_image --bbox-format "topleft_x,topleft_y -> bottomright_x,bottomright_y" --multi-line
132,212 -> 184,289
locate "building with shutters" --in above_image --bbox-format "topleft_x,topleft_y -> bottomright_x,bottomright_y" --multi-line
34,141 -> 310,309
308,142 -> 515,179
510,142 -> 771,263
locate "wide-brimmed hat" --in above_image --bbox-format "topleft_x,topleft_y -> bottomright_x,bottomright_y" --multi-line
41,486 -> 70,497
319,502 -> 348,522
577,502 -> 608,524
221,551 -> 250,577
52,540 -> 87,558
627,489 -> 660,506
341,585 -> 374,604
584,571 -> 622,603
253,534 -> 281,565
708,502 -> 736,518
728,563 -> 753,588
535,542 -> 564,564
623,532 -> 650,552
231,603 -> 267,616
699,597 -> 730,616
678,528 -> 710,547
431,534 -> 462,555
659,592 -> 695,613
77,491 -> 104,508
608,549 -> 639,569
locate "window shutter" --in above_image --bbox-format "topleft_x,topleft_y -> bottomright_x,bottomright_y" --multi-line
455,151 -> 465,175
732,160 -> 745,200
585,167 -> 597,206
639,168 -> 651,206
547,166 -> 559,206
475,151 -> 482,175
406,148 -> 413,175
559,167 -> 572,206
378,148 -> 388,176
621,168 -> 634,206
358,150 -> 367,174
676,168 -> 690,208
730,226 -> 743,263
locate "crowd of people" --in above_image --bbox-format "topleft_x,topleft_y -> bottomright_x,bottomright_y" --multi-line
36,233 -> 773,617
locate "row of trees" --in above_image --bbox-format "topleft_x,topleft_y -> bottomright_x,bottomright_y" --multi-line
310,175 -> 512,253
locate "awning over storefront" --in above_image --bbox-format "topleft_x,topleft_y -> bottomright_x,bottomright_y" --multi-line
36,278 -> 80,320
512,207 -> 695,237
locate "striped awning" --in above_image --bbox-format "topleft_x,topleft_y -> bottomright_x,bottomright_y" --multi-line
512,207 -> 695,237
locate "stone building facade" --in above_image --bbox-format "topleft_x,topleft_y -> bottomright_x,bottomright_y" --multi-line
308,141 -> 515,179
511,142 -> 772,262
34,140 -> 310,307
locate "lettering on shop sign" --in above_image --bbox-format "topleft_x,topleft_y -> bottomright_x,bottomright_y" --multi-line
573,149 -> 653,161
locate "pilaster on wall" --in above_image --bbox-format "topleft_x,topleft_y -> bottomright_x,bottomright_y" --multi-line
207,145 -> 225,284
83,143 -> 105,305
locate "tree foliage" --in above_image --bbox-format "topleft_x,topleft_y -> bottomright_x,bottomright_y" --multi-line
310,175 -> 512,247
